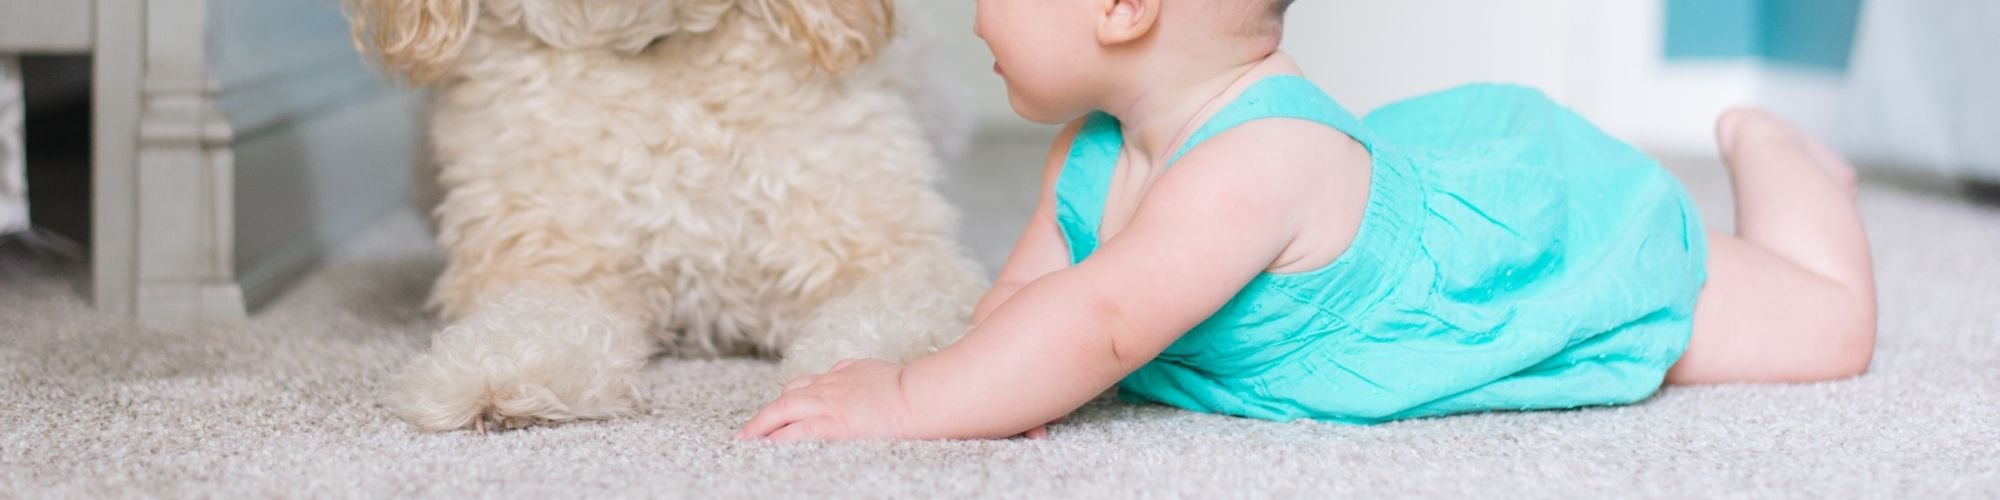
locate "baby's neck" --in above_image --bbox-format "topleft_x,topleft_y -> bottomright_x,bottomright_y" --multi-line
1104,51 -> 1296,167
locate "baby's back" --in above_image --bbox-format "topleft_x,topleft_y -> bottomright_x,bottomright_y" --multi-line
1120,83 -> 1711,424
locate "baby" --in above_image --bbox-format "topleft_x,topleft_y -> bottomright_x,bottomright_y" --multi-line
738,0 -> 1878,440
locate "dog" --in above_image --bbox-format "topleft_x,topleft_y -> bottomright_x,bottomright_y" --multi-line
343,0 -> 988,432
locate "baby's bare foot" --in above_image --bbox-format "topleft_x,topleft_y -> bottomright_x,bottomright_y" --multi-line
1811,144 -> 1860,198
1718,108 -> 1859,198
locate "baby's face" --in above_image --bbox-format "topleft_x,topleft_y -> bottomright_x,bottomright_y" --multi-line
974,0 -> 1103,124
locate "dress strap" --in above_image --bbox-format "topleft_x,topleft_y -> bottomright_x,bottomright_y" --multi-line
1054,76 -> 1371,264
1054,112 -> 1125,264
1167,75 -> 1375,168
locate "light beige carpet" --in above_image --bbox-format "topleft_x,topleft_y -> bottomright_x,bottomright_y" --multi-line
3,131 -> 1998,498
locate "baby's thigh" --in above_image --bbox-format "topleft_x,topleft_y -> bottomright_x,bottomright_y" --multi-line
1670,234 -> 1875,384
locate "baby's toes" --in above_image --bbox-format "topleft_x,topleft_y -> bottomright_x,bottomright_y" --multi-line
1818,149 -> 1860,197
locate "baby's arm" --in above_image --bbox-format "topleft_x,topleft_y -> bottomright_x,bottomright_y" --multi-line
896,125 -> 1319,439
969,120 -> 1086,325
735,122 -> 1333,441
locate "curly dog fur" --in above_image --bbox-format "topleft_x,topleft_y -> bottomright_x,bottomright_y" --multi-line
343,0 -> 987,432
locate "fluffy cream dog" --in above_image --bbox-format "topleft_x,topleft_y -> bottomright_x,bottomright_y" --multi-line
343,0 -> 988,432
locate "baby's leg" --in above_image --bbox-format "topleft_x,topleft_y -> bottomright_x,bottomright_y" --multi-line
1667,109 -> 1877,384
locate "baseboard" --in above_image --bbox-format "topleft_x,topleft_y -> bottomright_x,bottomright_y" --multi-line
1587,62 -> 1847,157
1750,66 -> 1851,149
235,229 -> 322,312
229,87 -> 417,313
1583,62 -> 1758,157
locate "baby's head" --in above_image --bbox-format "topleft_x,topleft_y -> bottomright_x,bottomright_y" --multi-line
976,0 -> 1294,123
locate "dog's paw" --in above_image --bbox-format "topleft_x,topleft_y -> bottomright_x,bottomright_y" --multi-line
390,291 -> 653,432
392,347 -> 644,433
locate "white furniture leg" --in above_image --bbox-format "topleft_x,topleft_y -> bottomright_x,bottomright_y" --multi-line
127,0 -> 245,326
5,0 -> 248,323
0,55 -> 26,235
76,0 -> 246,325
94,0 -> 140,317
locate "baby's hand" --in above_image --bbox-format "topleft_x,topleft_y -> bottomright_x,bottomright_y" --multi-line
735,359 -> 916,442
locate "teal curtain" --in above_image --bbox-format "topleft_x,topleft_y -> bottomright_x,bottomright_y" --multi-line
1664,0 -> 1865,72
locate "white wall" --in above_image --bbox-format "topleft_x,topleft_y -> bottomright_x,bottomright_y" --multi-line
919,2 -> 1021,131
935,0 -> 1846,157
1284,0 -> 1842,156
1281,0 -> 1580,115
927,1 -> 1590,132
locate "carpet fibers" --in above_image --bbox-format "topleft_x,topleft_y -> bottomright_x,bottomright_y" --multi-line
3,132 -> 1997,498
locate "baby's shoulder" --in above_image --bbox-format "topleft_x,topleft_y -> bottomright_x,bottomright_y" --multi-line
1182,118 -> 1370,174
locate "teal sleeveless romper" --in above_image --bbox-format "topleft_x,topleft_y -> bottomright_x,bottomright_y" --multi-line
1055,76 -> 1709,424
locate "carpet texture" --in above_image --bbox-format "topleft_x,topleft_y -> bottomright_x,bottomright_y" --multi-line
3,131 -> 1998,498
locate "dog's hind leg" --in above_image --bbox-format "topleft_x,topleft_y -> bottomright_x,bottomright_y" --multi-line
392,282 -> 656,432
781,240 -> 989,377
391,216 -> 656,432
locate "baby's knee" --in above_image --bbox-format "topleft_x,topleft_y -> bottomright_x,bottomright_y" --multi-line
1813,288 -> 1878,379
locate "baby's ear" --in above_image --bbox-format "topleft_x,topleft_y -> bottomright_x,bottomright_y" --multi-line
760,0 -> 896,75
344,0 -> 479,85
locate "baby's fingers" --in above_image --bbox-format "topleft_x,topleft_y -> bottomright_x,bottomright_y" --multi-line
768,418 -> 835,442
782,375 -> 817,392
735,395 -> 824,440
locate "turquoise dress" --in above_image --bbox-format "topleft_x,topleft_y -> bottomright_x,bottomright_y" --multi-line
1056,76 -> 1709,424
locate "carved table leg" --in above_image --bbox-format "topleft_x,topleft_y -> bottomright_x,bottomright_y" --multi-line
126,0 -> 246,326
